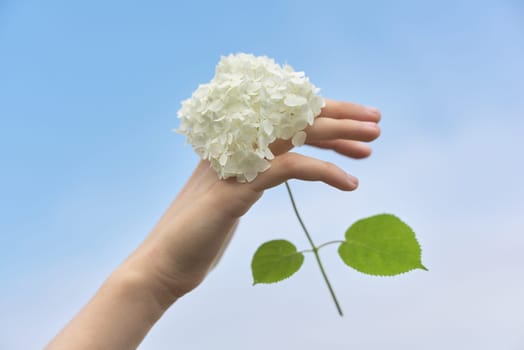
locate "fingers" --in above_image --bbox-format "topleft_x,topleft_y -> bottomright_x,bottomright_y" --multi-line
320,99 -> 381,123
305,117 -> 380,143
250,152 -> 358,192
270,118 -> 380,156
308,140 -> 372,159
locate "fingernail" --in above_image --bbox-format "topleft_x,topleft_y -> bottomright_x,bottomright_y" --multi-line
346,173 -> 359,188
365,106 -> 381,118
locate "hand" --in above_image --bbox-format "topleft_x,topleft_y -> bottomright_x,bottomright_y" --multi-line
45,99 -> 381,350
136,99 -> 381,301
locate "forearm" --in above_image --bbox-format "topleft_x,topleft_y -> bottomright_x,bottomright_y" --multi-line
45,196 -> 238,350
45,251 -> 177,350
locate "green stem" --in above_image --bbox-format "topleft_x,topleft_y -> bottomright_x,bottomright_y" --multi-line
298,241 -> 344,254
284,181 -> 344,316
317,240 -> 345,250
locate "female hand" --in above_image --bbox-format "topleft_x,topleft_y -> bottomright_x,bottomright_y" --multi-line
137,99 -> 381,301
46,99 -> 380,350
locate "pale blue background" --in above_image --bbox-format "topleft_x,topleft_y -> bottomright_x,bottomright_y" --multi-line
1,0 -> 523,349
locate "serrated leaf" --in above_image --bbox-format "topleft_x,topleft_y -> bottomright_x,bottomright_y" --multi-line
338,214 -> 427,276
251,239 -> 304,285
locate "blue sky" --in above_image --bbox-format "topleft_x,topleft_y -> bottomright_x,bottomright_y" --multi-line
1,0 -> 523,349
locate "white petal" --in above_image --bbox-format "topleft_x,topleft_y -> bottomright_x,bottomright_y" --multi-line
208,99 -> 224,112
262,120 -> 273,134
219,153 -> 228,166
291,131 -> 307,147
284,94 -> 307,107
244,170 -> 258,183
263,147 -> 274,160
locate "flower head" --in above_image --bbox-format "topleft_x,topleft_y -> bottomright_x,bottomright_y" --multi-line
177,53 -> 325,182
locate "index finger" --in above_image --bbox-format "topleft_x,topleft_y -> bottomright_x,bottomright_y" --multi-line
320,99 -> 381,122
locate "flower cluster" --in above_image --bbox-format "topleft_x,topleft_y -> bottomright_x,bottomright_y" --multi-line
177,53 -> 325,182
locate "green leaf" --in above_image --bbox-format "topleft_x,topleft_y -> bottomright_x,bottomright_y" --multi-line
251,239 -> 304,285
338,214 -> 427,276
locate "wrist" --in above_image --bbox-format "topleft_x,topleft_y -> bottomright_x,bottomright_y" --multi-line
115,248 -> 180,313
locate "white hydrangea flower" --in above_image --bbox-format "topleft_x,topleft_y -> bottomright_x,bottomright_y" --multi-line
177,53 -> 325,183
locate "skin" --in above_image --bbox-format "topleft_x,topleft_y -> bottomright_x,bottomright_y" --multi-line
45,99 -> 381,350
